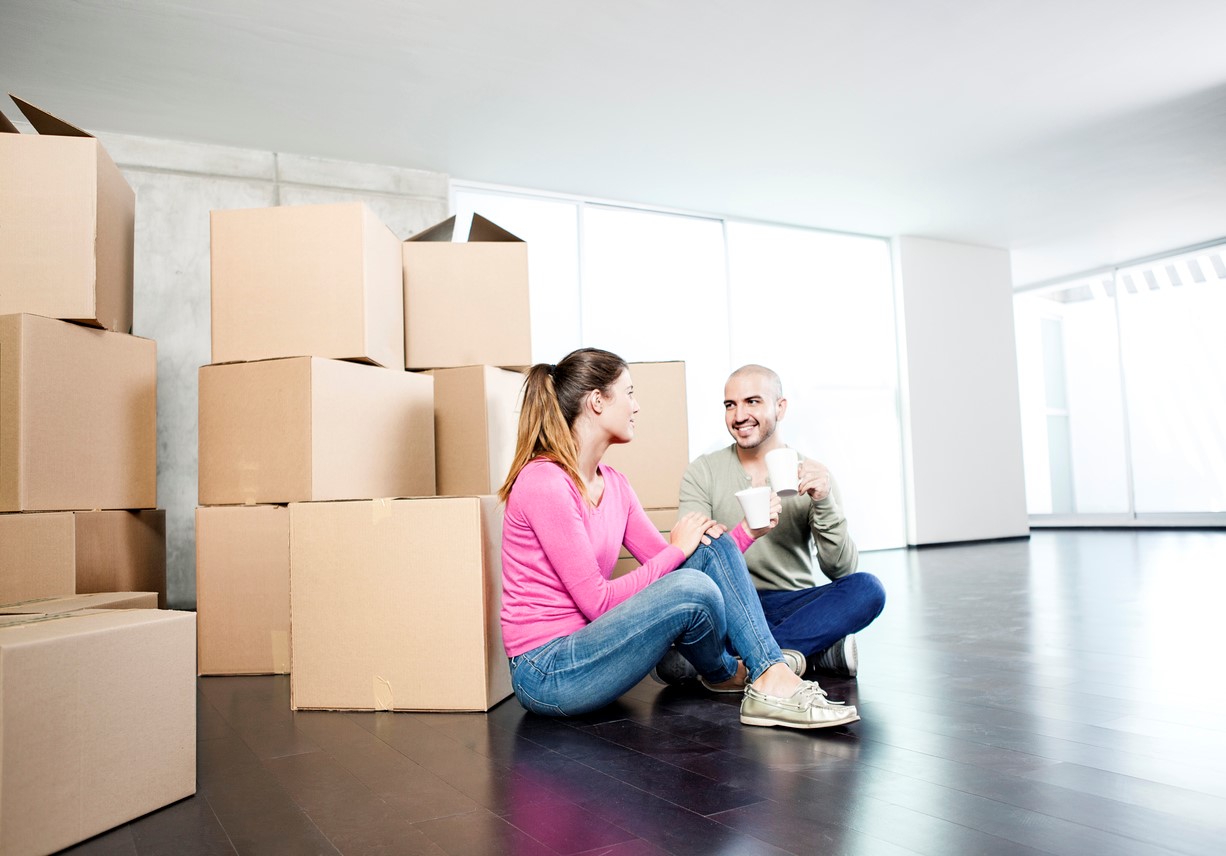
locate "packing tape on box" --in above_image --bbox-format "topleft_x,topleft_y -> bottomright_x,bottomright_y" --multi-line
371,497 -> 392,525
270,630 -> 290,673
372,675 -> 394,711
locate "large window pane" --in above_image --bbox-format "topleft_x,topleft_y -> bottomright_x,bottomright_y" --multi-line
1118,254 -> 1226,513
580,206 -> 732,458
725,222 -> 905,550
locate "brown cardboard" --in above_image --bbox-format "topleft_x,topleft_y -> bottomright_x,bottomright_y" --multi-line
602,361 -> 689,508
430,365 -> 525,496
613,507 -> 678,579
0,97 -> 135,333
0,609 -> 195,855
210,202 -> 404,368
198,357 -> 435,505
0,510 -> 166,606
402,214 -> 531,369
289,496 -> 511,712
196,505 -> 290,675
0,313 -> 157,512
0,591 -> 158,615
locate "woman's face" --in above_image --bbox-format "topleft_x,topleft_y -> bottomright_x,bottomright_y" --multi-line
597,369 -> 639,444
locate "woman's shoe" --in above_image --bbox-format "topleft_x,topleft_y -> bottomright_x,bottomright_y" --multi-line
700,650 -> 807,694
740,682 -> 861,729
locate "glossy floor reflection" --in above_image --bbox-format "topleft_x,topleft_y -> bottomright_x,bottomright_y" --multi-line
63,530 -> 1226,855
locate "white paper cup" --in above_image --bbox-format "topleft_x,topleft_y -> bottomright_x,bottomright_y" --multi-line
765,448 -> 800,497
735,486 -> 772,529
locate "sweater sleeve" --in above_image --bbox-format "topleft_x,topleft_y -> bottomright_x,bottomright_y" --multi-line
516,466 -> 682,621
808,472 -> 859,579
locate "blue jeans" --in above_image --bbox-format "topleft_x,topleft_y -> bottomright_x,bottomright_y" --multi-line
508,534 -> 787,716
757,572 -> 886,657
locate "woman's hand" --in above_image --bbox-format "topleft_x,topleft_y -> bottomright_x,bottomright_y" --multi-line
669,512 -> 723,558
744,492 -> 783,540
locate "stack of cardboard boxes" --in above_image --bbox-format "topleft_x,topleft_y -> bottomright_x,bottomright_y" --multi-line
0,98 -> 194,854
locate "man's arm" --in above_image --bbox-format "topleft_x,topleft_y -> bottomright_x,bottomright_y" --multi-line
798,459 -> 858,580
678,457 -> 716,519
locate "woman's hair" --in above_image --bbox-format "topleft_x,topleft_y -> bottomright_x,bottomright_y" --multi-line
498,347 -> 629,504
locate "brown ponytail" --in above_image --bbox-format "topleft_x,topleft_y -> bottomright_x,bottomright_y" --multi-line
499,348 -> 629,504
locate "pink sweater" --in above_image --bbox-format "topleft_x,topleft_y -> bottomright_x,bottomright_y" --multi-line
500,458 -> 686,656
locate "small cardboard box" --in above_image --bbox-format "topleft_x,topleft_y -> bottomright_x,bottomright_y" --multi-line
613,507 -> 678,578
602,361 -> 689,508
289,496 -> 511,712
211,201 -> 405,369
430,365 -> 524,496
0,510 -> 167,606
0,608 -> 196,855
403,214 -> 531,369
196,505 -> 290,676
0,313 -> 157,512
198,357 -> 435,505
0,97 -> 135,333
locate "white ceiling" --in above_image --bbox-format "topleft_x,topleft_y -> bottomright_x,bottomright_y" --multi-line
3,0 -> 1225,286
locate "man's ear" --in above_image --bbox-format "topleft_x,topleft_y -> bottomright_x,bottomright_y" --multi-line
776,397 -> 788,421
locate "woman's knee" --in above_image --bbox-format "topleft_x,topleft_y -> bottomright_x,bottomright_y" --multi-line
667,567 -> 723,607
690,532 -> 742,568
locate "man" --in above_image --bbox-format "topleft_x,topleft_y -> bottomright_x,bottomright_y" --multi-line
676,364 -> 885,677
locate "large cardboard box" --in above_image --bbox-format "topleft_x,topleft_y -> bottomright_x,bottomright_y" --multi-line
0,510 -> 167,606
0,313 -> 157,512
199,357 -> 435,505
613,507 -> 678,578
289,496 -> 511,712
196,505 -> 290,676
602,361 -> 689,508
402,214 -> 531,369
430,365 -> 524,496
0,608 -> 195,855
0,97 -> 135,333
211,201 -> 404,368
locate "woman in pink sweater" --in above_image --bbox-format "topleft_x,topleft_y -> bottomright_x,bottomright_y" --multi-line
499,348 -> 858,729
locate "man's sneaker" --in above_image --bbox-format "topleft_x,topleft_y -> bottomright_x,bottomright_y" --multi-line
814,635 -> 858,677
649,646 -> 698,685
740,681 -> 860,729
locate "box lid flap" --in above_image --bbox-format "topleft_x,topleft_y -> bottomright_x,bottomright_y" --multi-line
0,107 -> 17,134
10,95 -> 95,139
468,213 -> 524,244
405,216 -> 457,243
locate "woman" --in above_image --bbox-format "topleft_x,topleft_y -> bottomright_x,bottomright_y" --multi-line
498,347 -> 858,729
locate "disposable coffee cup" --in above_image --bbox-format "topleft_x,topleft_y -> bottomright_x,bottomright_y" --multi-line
765,448 -> 800,497
735,486 -> 772,529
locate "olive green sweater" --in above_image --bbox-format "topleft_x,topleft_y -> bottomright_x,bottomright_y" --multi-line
679,444 -> 858,591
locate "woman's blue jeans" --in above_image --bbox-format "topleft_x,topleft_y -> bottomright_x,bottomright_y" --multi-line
508,533 -> 788,716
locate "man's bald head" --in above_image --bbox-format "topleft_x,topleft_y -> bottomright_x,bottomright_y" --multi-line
728,365 -> 783,402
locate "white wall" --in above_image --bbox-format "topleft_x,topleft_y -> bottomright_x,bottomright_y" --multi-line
894,237 -> 1029,544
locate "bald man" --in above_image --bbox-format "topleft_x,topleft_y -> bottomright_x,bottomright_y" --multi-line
673,364 -> 885,678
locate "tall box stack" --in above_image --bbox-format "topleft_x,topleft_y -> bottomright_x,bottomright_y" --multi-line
0,96 -> 166,605
199,202 -> 435,677
0,97 -> 189,853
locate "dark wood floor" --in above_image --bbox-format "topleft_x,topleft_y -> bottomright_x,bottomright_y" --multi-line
63,530 -> 1226,855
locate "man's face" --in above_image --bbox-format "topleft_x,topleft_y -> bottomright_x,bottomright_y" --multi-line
723,373 -> 785,450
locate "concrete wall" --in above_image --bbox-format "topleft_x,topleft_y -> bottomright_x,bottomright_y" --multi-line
91,130 -> 449,608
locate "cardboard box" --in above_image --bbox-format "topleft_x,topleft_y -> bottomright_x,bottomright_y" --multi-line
199,357 -> 435,505
0,608 -> 195,855
0,510 -> 167,606
211,201 -> 404,368
196,505 -> 290,675
0,592 -> 159,620
289,496 -> 510,712
602,361 -> 689,508
0,313 -> 157,512
0,97 -> 135,333
613,507 -> 678,579
403,214 -> 531,369
430,365 -> 524,496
